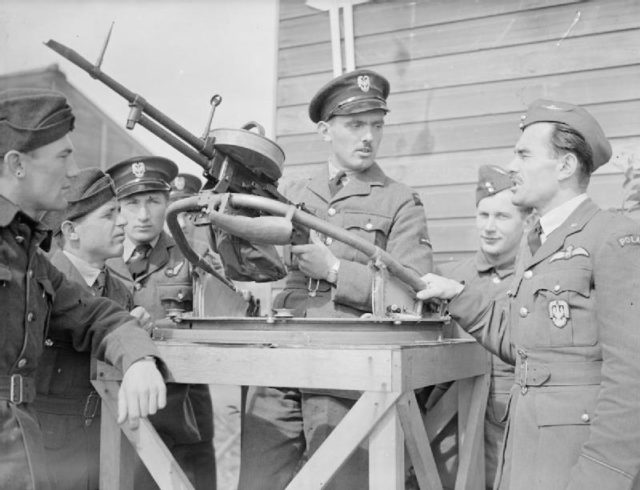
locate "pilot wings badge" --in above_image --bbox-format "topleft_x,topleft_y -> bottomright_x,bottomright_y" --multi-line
548,245 -> 589,263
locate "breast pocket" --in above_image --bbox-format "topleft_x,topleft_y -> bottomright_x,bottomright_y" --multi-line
341,212 -> 392,262
532,268 -> 597,347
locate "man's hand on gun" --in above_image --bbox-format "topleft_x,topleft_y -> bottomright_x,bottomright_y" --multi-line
417,273 -> 465,301
291,230 -> 339,281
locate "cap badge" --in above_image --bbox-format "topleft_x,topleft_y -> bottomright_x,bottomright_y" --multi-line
542,104 -> 565,111
174,176 -> 185,190
357,75 -> 370,93
484,182 -> 495,193
131,161 -> 146,178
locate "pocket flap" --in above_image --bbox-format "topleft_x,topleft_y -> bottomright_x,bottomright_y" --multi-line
531,268 -> 591,297
158,282 -> 193,303
535,387 -> 598,427
343,212 -> 391,234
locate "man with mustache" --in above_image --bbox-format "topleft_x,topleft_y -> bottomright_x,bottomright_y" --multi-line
0,88 -> 166,490
429,165 -> 533,489
417,100 -> 640,490
35,167 -> 153,490
106,157 -> 216,490
239,69 -> 433,490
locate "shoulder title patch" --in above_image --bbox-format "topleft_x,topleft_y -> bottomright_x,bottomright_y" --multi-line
618,235 -> 640,247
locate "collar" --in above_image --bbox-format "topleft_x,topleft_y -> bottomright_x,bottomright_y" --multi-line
475,250 -> 515,278
62,250 -> 103,287
0,195 -> 52,250
123,235 -> 160,262
0,195 -> 21,227
540,193 -> 588,242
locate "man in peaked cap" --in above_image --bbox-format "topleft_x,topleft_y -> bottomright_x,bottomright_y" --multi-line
0,89 -> 166,490
106,156 -> 217,490
427,165 -> 533,490
239,69 -> 433,490
36,168 -> 153,490
418,99 -> 640,490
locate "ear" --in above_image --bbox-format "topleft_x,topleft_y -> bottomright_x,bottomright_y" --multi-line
3,150 -> 25,178
60,220 -> 79,241
557,152 -> 579,182
317,121 -> 331,142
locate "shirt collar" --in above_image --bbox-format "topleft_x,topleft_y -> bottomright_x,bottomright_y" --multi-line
123,235 -> 160,262
475,250 -> 515,278
62,250 -> 102,287
539,193 -> 588,241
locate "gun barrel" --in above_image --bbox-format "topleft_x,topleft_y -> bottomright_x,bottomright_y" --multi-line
45,39 -> 214,161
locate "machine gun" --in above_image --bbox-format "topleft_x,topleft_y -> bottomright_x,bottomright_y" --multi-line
45,38 -> 310,246
46,37 -> 436,319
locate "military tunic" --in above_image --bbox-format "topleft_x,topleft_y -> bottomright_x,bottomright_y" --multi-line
449,198 -> 640,490
0,197 -> 161,490
34,250 -> 134,490
437,252 -> 515,489
107,231 -> 216,490
240,163 -> 433,490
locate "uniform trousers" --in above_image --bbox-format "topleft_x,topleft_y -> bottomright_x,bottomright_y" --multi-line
239,387 -> 368,490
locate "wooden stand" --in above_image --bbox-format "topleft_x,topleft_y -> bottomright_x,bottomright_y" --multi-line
93,318 -> 489,490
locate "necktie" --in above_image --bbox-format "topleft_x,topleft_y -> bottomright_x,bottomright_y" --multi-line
128,243 -> 152,279
527,221 -> 543,256
92,269 -> 106,297
328,171 -> 346,197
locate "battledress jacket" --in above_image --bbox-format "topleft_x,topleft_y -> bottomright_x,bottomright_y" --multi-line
448,198 -> 640,490
34,249 -> 135,490
0,196 -> 161,490
275,162 -> 433,317
106,231 -> 213,445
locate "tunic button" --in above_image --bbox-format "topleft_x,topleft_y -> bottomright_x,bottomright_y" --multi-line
44,338 -> 53,347
581,413 -> 590,423
523,270 -> 533,279
27,312 -> 34,322
519,307 -> 529,318
365,223 -> 373,231
28,269 -> 34,278
492,277 -> 501,284
134,283 -> 142,291
327,208 -> 336,217
325,237 -> 333,246
17,358 -> 27,368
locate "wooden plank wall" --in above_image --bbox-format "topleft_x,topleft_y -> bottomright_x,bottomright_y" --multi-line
276,0 -> 640,263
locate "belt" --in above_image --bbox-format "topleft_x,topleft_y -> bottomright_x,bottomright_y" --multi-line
0,374 -> 36,404
514,356 -> 602,394
34,390 -> 101,419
